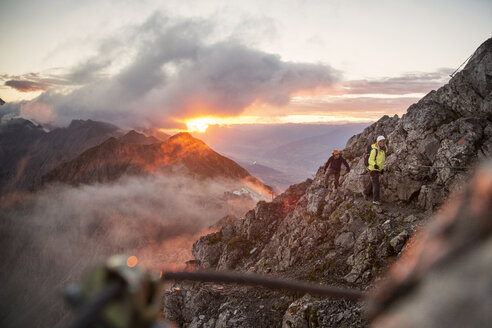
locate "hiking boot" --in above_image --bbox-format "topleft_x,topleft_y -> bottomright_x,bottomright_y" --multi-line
372,201 -> 381,205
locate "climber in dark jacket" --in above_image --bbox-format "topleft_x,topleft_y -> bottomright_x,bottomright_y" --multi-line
324,150 -> 350,190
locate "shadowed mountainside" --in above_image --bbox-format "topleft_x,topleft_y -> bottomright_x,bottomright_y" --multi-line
41,131 -> 273,198
0,119 -> 123,194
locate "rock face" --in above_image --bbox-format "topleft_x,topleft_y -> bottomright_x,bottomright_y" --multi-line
163,38 -> 492,327
343,38 -> 492,210
164,164 -> 423,328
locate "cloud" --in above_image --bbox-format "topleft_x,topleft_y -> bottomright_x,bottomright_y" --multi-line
5,79 -> 51,92
5,12 -> 340,128
0,173 -> 256,327
0,101 -> 22,122
3,11 -> 455,128
266,68 -> 455,121
282,95 -> 422,122
342,68 -> 453,95
1,72 -> 70,93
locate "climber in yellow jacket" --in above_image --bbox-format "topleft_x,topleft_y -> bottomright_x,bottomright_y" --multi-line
364,136 -> 387,205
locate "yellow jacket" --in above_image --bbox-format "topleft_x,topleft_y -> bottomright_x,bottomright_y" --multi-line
368,143 -> 386,171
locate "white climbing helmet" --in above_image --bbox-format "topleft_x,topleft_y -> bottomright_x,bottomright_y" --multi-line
377,135 -> 386,142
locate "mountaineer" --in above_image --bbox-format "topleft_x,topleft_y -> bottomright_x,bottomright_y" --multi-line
363,136 -> 387,205
323,150 -> 350,190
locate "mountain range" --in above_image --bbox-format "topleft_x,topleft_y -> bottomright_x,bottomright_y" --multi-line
41,130 -> 268,192
0,118 -> 272,199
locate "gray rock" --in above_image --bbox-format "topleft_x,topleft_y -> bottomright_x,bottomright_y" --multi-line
349,218 -> 368,236
381,220 -> 392,233
216,309 -> 231,328
192,233 -> 224,269
390,230 -> 410,253
403,215 -> 418,223
335,232 -> 355,250
306,186 -> 328,214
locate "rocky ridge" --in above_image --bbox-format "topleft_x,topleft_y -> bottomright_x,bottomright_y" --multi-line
163,38 -> 492,327
343,38 -> 492,210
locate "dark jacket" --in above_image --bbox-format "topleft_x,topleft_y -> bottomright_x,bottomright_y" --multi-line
324,155 -> 350,173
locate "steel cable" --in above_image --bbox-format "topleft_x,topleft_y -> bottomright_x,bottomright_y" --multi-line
408,164 -> 470,169
162,270 -> 366,301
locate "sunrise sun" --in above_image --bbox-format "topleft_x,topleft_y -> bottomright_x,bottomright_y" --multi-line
186,118 -> 216,132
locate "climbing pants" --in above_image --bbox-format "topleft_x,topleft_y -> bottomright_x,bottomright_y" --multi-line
364,170 -> 381,202
325,169 -> 341,189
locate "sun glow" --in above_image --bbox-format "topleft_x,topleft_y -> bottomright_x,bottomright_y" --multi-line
180,111 -> 379,134
184,116 -> 262,133
186,118 -> 216,132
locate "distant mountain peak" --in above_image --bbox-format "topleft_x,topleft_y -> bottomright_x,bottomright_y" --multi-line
171,132 -> 194,139
168,132 -> 210,148
67,119 -> 119,131
126,130 -> 140,136
137,127 -> 170,141
68,119 -> 86,128
118,130 -> 160,145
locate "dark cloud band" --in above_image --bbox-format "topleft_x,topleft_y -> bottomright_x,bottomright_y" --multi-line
5,80 -> 52,92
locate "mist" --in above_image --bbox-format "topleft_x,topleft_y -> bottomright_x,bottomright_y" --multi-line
0,173 -> 256,327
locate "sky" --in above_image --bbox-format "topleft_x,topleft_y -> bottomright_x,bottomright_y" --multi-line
0,0 -> 491,131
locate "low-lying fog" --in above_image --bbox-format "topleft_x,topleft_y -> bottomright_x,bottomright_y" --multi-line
0,173 -> 256,327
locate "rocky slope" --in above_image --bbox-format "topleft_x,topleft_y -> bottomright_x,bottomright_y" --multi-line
368,161 -> 492,328
343,38 -> 492,210
163,38 -> 492,327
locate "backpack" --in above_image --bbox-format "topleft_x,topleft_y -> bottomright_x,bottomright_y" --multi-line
363,144 -> 378,168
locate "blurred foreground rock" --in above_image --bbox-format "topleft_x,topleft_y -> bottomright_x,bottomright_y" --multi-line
368,161 -> 492,327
